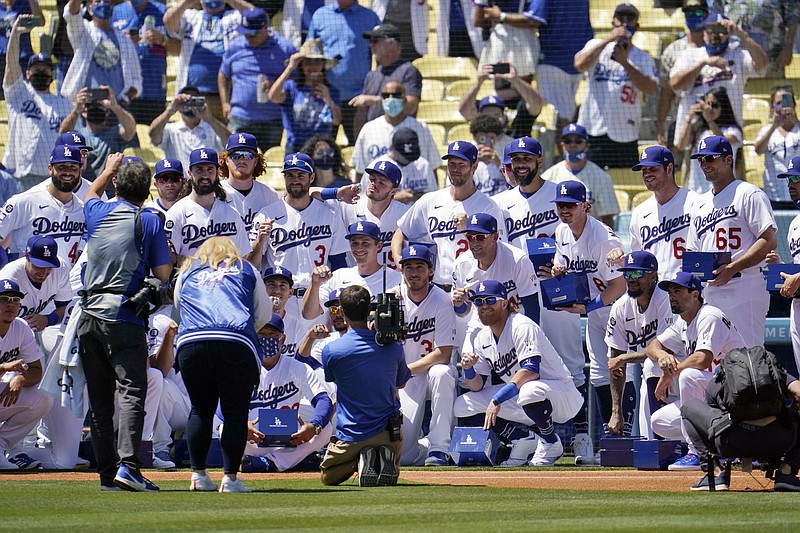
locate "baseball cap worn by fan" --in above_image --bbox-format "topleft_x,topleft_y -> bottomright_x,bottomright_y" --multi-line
551,180 -> 587,203
26,235 -> 60,268
363,23 -> 401,40
618,251 -> 658,272
561,123 -> 588,139
27,52 -> 52,70
399,244 -> 434,266
365,159 -> 402,187
189,148 -> 219,167
465,213 -> 498,234
658,272 -> 703,294
346,221 -> 381,241
392,127 -> 421,165
55,131 -> 93,151
298,38 -> 338,70
777,156 -> 800,179
225,132 -> 258,152
0,279 -> 24,298
478,96 -> 505,112
470,280 -> 508,300
283,152 -> 314,174
614,3 -> 639,19
689,135 -> 732,159
50,144 -> 82,165
263,266 -> 294,286
632,146 -> 674,171
442,141 -> 478,163
237,7 -> 268,36
506,136 -> 543,157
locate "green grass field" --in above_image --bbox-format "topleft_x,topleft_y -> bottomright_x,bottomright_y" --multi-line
1,476 -> 798,532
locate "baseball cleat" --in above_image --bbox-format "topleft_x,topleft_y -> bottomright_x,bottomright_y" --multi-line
0,453 -> 19,470
668,453 -> 702,471
529,435 -> 564,467
190,472 -> 218,492
378,445 -> 399,486
774,472 -> 800,492
500,434 -> 539,467
572,433 -> 595,465
690,471 -> 730,491
219,475 -> 252,493
114,464 -> 160,492
8,452 -> 40,470
73,457 -> 91,471
424,451 -> 449,467
357,447 -> 379,487
152,451 -> 176,469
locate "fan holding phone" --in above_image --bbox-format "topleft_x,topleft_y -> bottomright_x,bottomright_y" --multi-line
754,86 -> 800,210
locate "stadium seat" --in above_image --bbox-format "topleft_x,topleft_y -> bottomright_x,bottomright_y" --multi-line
631,190 -> 652,209
124,145 -> 165,167
743,144 -> 764,189
413,56 -> 477,83
341,145 -> 355,166
742,123 -> 764,145
417,101 -> 467,129
742,96 -> 771,126
534,102 -> 558,130
607,168 -> 646,196
426,123 -> 447,149
631,30 -> 661,58
263,146 -> 285,167
744,78 -> 799,100
446,123 -> 472,145
421,79 -> 445,101
614,189 -> 630,212
444,79 -> 495,102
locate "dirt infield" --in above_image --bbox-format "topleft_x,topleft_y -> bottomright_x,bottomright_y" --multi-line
6,469 -> 777,492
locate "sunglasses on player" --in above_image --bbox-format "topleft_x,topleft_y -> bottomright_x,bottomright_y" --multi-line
156,174 -> 183,184
472,296 -> 502,307
622,269 -> 648,280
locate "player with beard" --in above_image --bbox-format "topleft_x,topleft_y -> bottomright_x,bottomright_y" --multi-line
144,159 -> 186,215
164,148 -> 257,264
29,131 -> 106,201
0,144 -> 86,268
219,133 -> 279,232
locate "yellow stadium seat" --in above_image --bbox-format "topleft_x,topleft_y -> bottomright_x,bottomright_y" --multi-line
417,101 -> 467,129
412,56 -> 477,83
534,103 -> 558,130
575,77 -> 588,108
263,146 -> 285,167
421,79 -> 445,101
742,123 -> 765,145
341,146 -> 355,166
743,144 -> 765,189
631,190 -> 652,208
615,189 -> 630,212
426,123 -> 447,147
632,31 -> 661,58
607,168 -> 646,196
444,80 -> 495,102
0,104 -> 7,123
742,97 -> 771,126
789,55 -> 800,79
744,78 -> 800,100
135,124 -> 154,149
590,8 -> 614,31
446,123 -> 472,145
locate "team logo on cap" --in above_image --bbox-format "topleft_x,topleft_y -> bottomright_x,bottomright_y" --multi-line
627,255 -> 634,264
71,134 -> 81,143
471,215 -> 478,225
356,222 -> 364,231
517,139 -> 526,147
790,160 -> 795,170
200,150 -> 208,159
403,143 -> 412,153
641,150 -> 647,160
699,139 -> 706,150
275,267 -> 283,275
409,246 -> 417,256
291,155 -> 298,165
238,134 -> 246,144
488,96 -> 497,104
478,283 -> 485,292
163,159 -> 171,167
379,161 -> 386,170
63,146 -> 72,157
42,246 -> 51,257
3,281 -> 12,290
560,184 -> 568,195
569,124 -> 576,132
453,142 -> 460,151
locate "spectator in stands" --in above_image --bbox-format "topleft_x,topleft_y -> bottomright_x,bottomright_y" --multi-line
218,7 -> 296,151
574,3 -> 658,169
670,13 -> 768,149
278,0 -> 325,48
0,0 -> 44,99
370,0 -> 428,63
111,0 -> 180,124
473,0 -> 539,79
268,38 -> 340,153
307,0 -> 380,145
149,86 -> 229,172
708,0 -> 799,75
3,18 -> 71,191
350,81 -> 440,183
374,127 -> 436,204
755,86 -> 800,210
300,134 -> 352,188
541,123 -> 620,228
349,23 -> 422,137
435,0 -> 481,58
163,0 -> 254,120
676,87 -> 743,195
656,0 -> 709,148
59,86 -> 136,181
469,114 -> 510,197
61,0 -> 142,104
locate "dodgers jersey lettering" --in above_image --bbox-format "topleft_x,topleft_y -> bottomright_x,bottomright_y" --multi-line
554,215 -> 622,299
396,283 -> 456,366
493,181 -> 560,248
249,354 -> 327,413
165,196 -> 251,256
221,179 -> 280,233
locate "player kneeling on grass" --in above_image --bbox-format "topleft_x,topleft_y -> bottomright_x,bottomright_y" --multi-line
454,280 -> 583,466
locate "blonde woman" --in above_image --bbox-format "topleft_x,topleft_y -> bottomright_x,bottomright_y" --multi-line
173,237 -> 272,493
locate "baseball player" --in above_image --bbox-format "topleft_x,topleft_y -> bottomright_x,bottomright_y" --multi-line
647,272 -> 744,471
31,131 -> 103,201
164,148 -> 254,262
251,153 -> 349,294
299,288 -> 347,367
219,133 -> 280,232
0,144 -> 86,267
144,158 -> 186,215
392,141 -> 504,290
393,245 -> 457,467
455,281 -> 583,467
0,279 -> 53,470
262,267 -> 311,364
685,135 -> 777,349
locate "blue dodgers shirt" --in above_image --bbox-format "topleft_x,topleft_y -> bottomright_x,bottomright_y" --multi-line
85,29 -> 124,99
281,79 -> 339,151
322,328 -> 410,442
187,11 -> 226,93
530,0 -> 593,74
111,0 -> 168,101
0,0 -> 33,64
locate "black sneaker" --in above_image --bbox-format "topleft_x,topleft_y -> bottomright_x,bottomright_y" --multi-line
774,472 -> 800,492
377,445 -> 399,486
357,447 -> 379,487
690,471 -> 730,491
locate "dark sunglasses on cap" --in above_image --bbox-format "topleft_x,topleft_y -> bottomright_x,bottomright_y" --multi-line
682,8 -> 707,17
156,174 -> 183,184
786,175 -> 800,184
473,296 -> 501,307
622,269 -> 647,280
230,150 -> 256,160
697,154 -> 723,164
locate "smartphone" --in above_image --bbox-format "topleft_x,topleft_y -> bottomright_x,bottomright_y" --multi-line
491,63 -> 510,75
129,28 -> 139,38
781,92 -> 794,110
185,96 -> 205,108
309,72 -> 324,85
89,88 -> 109,101
18,16 -> 41,29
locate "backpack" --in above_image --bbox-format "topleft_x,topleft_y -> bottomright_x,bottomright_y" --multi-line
715,346 -> 786,421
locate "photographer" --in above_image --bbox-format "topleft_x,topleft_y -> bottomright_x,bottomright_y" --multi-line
320,285 -> 410,487
78,154 -> 172,492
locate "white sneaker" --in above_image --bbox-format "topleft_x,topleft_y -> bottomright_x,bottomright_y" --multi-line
529,435 -> 564,466
190,472 -> 218,492
500,434 -> 539,467
219,475 -> 252,493
0,452 -> 19,470
572,433 -> 595,465
153,451 -> 176,469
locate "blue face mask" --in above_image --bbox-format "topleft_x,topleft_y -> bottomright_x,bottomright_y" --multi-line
565,150 -> 586,163
382,97 -> 404,118
92,1 -> 112,19
201,0 -> 224,10
624,24 -> 636,40
685,14 -> 705,32
259,336 -> 281,358
705,40 -> 729,56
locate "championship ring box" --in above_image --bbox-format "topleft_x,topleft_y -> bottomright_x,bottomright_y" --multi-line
633,439 -> 682,470
257,408 -> 299,447
599,436 -> 645,467
526,237 -> 557,271
540,274 -> 591,310
766,264 -> 800,293
681,251 -> 732,281
448,427 -> 499,466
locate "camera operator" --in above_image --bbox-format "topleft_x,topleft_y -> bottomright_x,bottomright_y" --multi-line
320,285 -> 410,487
77,153 -> 172,492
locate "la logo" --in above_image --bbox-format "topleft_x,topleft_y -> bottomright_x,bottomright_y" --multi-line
471,215 -> 478,224
43,246 -> 51,257
627,254 -> 634,264
379,161 -> 386,170
453,141 -> 460,151
561,184 -> 568,195
71,134 -> 81,143
569,124 -> 576,131
409,246 -> 417,256
200,150 -> 208,159
790,160 -> 795,170
518,139 -> 525,147
163,159 -> 171,167
641,150 -> 647,160
238,134 -> 246,144
356,222 -> 364,231
699,139 -> 706,150
478,283 -> 485,292
63,146 -> 72,157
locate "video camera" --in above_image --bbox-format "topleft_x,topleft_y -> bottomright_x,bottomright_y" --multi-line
374,251 -> 406,346
128,276 -> 166,318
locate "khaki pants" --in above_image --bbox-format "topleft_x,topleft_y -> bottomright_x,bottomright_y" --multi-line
320,429 -> 402,486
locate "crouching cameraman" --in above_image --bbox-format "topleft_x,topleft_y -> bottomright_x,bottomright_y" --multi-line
320,285 -> 411,487
78,154 -> 173,492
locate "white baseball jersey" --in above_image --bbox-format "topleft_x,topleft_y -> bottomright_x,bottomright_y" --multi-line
30,177 -> 106,203
318,265 -> 403,308
147,306 -> 174,358
576,40 -> 658,142
492,181 -> 560,248
0,189 -> 86,266
221,179 -> 280,233
143,198 -> 171,216
629,188 -> 698,281
472,312 -> 572,383
398,188 -> 504,286
165,195 -> 251,257
351,115 -> 440,174
280,312 -> 309,360
554,215 -> 623,300
248,354 -> 327,413
252,198 -> 348,289
333,195 -> 410,262
0,317 -> 43,390
542,161 -> 620,218
310,330 -> 342,364
159,120 -> 225,172
760,124 -> 800,203
396,283 -> 456,366
788,214 -> 800,373
366,154 -> 438,195
656,303 -> 743,374
0,257 -> 72,318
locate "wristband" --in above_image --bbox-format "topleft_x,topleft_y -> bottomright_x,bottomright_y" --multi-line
454,302 -> 468,314
47,311 -> 60,327
463,367 -> 477,379
585,296 -> 605,313
321,187 -> 339,201
492,382 -> 519,405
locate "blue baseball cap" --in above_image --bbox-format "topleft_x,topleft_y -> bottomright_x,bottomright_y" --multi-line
478,95 -> 505,111
55,131 -> 92,151
27,52 -> 52,70
465,213 -> 498,234
0,278 -> 24,298
25,235 -> 59,268
470,280 -> 508,300
502,142 -> 514,165
121,155 -> 143,165
619,251 -> 658,272
237,7 -> 268,36
189,148 -> 219,167
264,312 -> 285,333
154,158 -> 184,178
777,156 -> 800,179
702,12 -> 728,27
690,135 -> 733,159
283,152 -> 314,174
365,159 -> 402,187
506,136 -> 543,157
225,132 -> 258,152
263,266 -> 294,286
325,288 -> 342,307
551,180 -> 587,203
561,123 -> 588,140
614,2 -> 640,18
346,221 -> 381,241
632,145 -> 675,171
442,140 -> 478,163
399,244 -> 434,266
49,144 -> 82,165
658,272 -> 703,294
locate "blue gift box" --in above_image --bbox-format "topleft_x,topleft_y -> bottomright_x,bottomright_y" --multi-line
633,439 -> 682,470
682,251 -> 732,281
526,237 -> 557,271
540,274 -> 590,309
257,408 -> 299,447
599,436 -> 645,467
448,427 -> 499,466
766,264 -> 800,293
